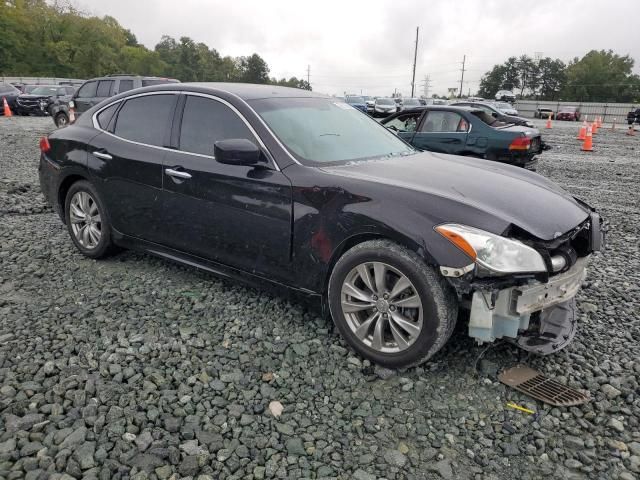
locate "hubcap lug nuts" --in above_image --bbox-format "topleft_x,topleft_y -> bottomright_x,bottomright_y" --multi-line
383,293 -> 389,299
372,295 -> 378,301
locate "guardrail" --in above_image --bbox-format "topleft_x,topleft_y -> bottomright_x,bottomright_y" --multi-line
1,76 -> 85,86
514,100 -> 637,123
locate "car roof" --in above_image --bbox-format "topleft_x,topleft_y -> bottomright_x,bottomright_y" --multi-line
131,82 -> 329,101
399,105 -> 481,113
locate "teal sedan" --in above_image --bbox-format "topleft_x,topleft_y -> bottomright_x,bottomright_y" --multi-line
381,106 -> 544,169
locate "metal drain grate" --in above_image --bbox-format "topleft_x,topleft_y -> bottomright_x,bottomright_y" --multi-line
498,365 -> 590,407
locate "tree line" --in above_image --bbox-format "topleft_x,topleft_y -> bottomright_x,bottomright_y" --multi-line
0,0 -> 311,89
478,50 -> 640,102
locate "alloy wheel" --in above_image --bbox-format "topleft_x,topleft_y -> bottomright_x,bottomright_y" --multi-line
69,191 -> 102,249
340,261 -> 423,353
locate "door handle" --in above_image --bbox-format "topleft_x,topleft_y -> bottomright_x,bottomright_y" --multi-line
165,168 -> 192,179
93,151 -> 112,160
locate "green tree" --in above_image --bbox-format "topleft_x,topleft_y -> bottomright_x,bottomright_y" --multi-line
270,76 -> 312,90
561,50 -> 640,102
237,54 -> 270,83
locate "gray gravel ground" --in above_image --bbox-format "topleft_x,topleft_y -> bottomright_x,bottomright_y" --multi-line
0,116 -> 639,480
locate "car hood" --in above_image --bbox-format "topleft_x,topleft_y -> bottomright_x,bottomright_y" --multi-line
320,152 -> 589,241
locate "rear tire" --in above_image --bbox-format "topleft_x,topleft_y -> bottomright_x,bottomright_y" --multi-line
64,180 -> 115,259
328,240 -> 457,368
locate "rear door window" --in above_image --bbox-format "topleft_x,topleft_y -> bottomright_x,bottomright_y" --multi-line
118,79 -> 134,93
96,80 -> 114,98
420,111 -> 467,132
114,94 -> 176,147
76,81 -> 97,98
178,95 -> 256,156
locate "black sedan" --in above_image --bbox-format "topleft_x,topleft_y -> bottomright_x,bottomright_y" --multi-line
39,83 -> 603,368
0,82 -> 20,115
382,106 -> 543,168
450,101 -> 534,128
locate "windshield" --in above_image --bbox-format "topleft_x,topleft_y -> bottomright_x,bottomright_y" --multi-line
249,97 -> 414,165
377,98 -> 394,105
403,99 -> 420,106
29,86 -> 58,96
345,96 -> 365,104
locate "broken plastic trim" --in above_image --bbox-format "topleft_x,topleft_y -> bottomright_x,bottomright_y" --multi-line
440,263 -> 474,278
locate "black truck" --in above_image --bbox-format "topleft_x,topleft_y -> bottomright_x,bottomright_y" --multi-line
627,108 -> 640,125
15,85 -> 75,116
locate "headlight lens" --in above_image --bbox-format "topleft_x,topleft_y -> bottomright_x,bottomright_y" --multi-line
435,223 -> 546,274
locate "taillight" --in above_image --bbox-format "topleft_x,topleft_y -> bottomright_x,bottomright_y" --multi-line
39,137 -> 51,153
508,136 -> 531,151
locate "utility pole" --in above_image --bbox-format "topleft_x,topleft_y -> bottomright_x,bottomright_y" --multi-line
458,54 -> 466,98
411,27 -> 419,97
306,65 -> 310,85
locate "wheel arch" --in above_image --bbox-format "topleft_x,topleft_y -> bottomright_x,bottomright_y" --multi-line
58,173 -> 89,223
322,231 -> 436,297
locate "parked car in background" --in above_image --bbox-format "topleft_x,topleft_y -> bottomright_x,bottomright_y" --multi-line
423,98 -> 448,106
363,96 -> 375,113
627,108 -> 640,125
494,101 -> 518,116
450,101 -> 534,127
15,85 -> 75,116
400,98 -> 422,111
555,106 -> 581,121
534,107 -> 555,119
0,83 -> 20,115
38,83 -> 603,367
495,90 -> 516,102
51,74 -> 180,127
381,105 -> 544,168
372,97 -> 398,117
344,95 -> 368,113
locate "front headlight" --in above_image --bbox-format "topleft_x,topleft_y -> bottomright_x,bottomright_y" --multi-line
435,223 -> 546,274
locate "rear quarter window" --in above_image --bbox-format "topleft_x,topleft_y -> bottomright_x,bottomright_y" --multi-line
118,79 -> 134,93
96,103 -> 120,130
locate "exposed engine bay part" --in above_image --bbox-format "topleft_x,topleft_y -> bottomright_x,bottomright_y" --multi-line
440,263 -> 474,278
468,257 -> 587,351
512,299 -> 577,354
499,365 -> 590,406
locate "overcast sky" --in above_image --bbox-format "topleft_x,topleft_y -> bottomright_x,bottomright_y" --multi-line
76,0 -> 639,97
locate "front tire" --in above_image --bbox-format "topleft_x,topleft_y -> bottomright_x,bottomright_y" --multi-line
64,180 -> 115,259
328,240 -> 457,368
55,112 -> 69,127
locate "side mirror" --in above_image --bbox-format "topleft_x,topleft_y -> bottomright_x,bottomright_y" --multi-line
214,139 -> 263,166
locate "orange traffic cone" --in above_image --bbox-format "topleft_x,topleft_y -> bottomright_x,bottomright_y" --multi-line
582,125 -> 594,151
69,108 -> 76,123
577,121 -> 587,140
2,97 -> 12,117
598,116 -> 603,127
627,125 -> 636,136
592,120 -> 598,135
545,113 -> 552,129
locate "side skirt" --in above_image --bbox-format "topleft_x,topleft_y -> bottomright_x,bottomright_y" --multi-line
111,229 -> 324,313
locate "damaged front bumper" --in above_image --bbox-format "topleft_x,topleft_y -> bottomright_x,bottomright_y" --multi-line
468,257 -> 588,354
